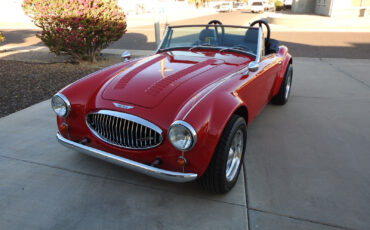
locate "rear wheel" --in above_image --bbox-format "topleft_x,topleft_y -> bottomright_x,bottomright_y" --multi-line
199,114 -> 247,193
271,63 -> 293,105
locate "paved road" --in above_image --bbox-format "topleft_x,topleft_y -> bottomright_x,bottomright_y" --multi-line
1,11 -> 370,59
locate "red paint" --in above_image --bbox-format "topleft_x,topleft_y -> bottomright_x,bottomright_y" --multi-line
56,48 -> 291,176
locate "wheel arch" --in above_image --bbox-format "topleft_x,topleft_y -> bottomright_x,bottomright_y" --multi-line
182,90 -> 249,176
272,53 -> 292,97
233,105 -> 249,126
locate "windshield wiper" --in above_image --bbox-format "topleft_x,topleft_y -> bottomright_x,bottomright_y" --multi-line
158,46 -> 190,52
220,46 -> 255,56
189,44 -> 217,52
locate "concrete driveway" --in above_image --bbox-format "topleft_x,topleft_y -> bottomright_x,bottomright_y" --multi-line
247,58 -> 370,230
1,57 -> 369,230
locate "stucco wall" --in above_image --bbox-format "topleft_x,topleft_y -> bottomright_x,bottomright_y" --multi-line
332,0 -> 352,8
292,0 -> 316,14
315,0 -> 332,16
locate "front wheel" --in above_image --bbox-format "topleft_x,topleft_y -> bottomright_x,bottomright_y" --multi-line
199,114 -> 247,193
271,63 -> 293,105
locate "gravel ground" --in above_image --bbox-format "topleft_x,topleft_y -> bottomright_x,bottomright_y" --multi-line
0,60 -> 103,118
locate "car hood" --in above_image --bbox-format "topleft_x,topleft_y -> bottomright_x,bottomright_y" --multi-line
102,50 -> 251,108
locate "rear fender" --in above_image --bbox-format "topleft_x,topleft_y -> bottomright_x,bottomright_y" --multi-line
272,46 -> 292,96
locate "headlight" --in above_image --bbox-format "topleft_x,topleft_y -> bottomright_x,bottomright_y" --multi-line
168,121 -> 197,151
51,93 -> 71,117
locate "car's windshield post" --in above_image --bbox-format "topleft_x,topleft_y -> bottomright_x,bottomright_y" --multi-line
155,26 -> 169,54
256,27 -> 263,63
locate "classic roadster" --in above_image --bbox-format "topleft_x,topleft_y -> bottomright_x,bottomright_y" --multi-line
52,20 -> 292,193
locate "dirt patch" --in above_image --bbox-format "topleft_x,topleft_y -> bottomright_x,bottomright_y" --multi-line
0,59 -> 116,118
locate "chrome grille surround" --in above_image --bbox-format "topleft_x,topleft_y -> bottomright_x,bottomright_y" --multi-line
86,110 -> 163,150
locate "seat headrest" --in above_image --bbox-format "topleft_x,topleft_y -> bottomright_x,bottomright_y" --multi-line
244,29 -> 259,43
199,28 -> 215,41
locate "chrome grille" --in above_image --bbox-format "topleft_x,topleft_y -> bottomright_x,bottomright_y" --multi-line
86,110 -> 163,149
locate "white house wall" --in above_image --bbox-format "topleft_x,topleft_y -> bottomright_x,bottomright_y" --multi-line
292,0 -> 316,13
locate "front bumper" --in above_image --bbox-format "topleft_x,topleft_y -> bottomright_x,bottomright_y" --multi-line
56,132 -> 198,182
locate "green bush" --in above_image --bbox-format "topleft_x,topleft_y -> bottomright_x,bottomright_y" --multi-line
0,32 -> 4,42
22,0 -> 127,62
275,0 -> 284,11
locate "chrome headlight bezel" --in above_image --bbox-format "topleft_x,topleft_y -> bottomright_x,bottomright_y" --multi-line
168,121 -> 197,151
51,93 -> 71,118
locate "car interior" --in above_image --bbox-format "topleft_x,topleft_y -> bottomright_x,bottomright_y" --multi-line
196,20 -> 280,56
160,20 -> 280,58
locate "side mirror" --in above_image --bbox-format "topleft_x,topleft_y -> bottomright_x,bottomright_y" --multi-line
248,61 -> 259,72
121,51 -> 131,62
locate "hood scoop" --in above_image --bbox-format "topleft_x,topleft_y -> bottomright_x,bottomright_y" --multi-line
102,54 -> 222,108
145,58 -> 218,96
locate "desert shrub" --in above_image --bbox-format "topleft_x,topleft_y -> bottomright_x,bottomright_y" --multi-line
275,0 -> 284,11
22,0 -> 127,62
0,32 -> 5,42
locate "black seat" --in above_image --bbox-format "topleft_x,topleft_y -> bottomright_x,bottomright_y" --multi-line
244,29 -> 259,54
197,28 -> 216,45
265,38 -> 279,55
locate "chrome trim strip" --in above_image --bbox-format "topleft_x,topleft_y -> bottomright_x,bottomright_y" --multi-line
168,24 -> 255,29
181,28 -> 263,120
183,66 -> 248,120
86,110 -> 163,150
56,132 -> 198,183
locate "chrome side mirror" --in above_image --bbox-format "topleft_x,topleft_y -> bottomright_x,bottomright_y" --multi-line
248,61 -> 259,72
121,51 -> 131,62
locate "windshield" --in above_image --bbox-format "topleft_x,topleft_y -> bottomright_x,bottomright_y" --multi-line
159,25 -> 259,56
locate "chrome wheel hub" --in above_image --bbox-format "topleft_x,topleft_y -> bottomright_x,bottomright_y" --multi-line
226,129 -> 244,182
285,70 -> 292,100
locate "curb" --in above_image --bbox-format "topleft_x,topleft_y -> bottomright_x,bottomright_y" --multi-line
265,13 -> 370,32
0,45 -> 154,57
269,26 -> 370,32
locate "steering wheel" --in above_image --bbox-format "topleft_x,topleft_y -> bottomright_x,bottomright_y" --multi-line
207,20 -> 224,46
250,19 -> 271,47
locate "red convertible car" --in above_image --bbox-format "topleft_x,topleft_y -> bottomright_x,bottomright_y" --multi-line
52,20 -> 292,193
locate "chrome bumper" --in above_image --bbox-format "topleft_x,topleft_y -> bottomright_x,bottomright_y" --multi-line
56,132 -> 198,182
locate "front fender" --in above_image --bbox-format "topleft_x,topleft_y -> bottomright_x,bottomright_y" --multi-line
175,87 -> 245,176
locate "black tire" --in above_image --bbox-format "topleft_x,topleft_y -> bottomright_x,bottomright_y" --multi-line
199,114 -> 247,193
271,63 -> 293,105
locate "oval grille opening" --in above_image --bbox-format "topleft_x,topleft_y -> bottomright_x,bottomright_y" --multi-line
86,111 -> 163,150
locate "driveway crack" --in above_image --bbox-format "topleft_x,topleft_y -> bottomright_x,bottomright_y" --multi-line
319,58 -> 370,89
249,207 -> 358,230
243,162 -> 251,230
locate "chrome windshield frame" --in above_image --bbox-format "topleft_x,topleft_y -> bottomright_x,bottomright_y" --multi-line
154,24 -> 262,59
256,26 -> 263,63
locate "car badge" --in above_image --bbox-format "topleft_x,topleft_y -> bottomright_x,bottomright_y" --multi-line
113,103 -> 134,109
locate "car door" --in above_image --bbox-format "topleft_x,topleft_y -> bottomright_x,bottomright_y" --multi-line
236,28 -> 280,121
